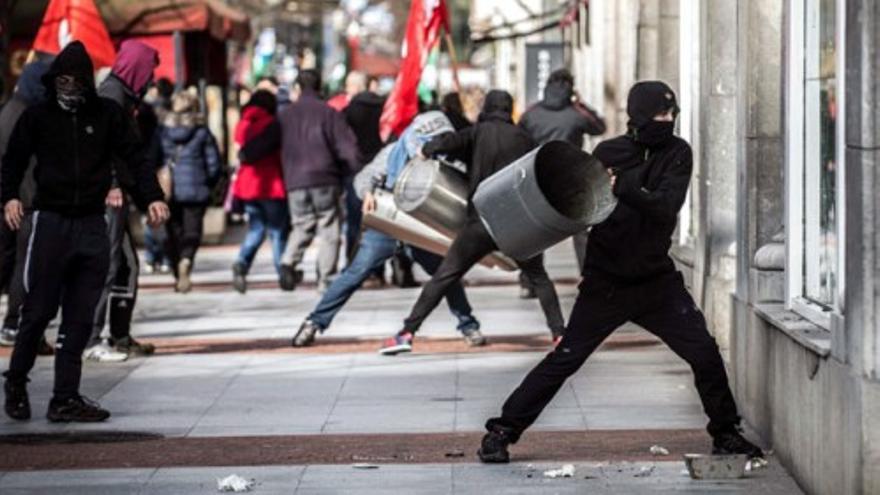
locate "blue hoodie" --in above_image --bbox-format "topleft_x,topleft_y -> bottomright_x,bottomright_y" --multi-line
16,59 -> 52,106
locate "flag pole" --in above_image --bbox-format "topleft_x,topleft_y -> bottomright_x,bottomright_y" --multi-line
442,30 -> 462,93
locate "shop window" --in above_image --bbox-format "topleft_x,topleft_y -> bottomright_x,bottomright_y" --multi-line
786,0 -> 845,328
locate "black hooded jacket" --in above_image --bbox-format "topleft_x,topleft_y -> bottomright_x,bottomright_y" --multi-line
344,90 -> 385,163
585,81 -> 691,282
422,90 -> 536,217
1,41 -> 163,216
519,79 -> 606,148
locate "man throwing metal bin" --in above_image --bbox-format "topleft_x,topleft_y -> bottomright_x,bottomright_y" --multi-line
477,81 -> 764,463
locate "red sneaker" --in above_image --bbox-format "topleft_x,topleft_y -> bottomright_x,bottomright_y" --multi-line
379,331 -> 414,355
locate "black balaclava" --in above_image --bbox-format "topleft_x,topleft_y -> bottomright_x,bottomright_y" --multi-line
626,81 -> 679,147
478,90 -> 514,124
41,41 -> 96,112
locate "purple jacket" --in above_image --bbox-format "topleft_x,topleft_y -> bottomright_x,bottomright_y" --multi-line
240,91 -> 361,191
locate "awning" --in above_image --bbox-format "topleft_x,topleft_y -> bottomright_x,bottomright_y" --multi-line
11,0 -> 251,43
99,0 -> 251,42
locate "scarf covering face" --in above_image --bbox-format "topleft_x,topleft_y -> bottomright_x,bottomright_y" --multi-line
626,81 -> 679,147
55,75 -> 87,111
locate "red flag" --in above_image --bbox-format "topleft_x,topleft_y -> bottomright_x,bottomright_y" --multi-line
379,0 -> 449,140
32,0 -> 117,69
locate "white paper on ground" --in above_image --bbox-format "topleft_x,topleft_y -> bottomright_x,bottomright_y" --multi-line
543,464 -> 576,478
217,474 -> 255,493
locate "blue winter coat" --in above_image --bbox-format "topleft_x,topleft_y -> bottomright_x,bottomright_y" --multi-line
160,124 -> 222,204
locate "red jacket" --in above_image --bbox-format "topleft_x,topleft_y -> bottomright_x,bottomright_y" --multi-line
233,106 -> 286,201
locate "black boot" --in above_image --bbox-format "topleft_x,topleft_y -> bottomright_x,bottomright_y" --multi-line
47,395 -> 111,423
712,430 -> 765,459
477,426 -> 514,463
232,262 -> 248,294
4,379 -> 30,420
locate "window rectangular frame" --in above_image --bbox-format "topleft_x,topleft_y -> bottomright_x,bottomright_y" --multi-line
784,0 -> 846,330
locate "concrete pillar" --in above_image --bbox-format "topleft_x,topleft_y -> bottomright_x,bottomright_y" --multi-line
689,0 -> 740,354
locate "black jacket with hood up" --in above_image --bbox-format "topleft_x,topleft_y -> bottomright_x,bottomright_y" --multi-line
422,90 -> 536,217
343,90 -> 385,164
586,81 -> 691,282
519,79 -> 606,148
1,42 -> 163,217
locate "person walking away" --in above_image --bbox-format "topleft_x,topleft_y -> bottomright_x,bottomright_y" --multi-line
378,91 -> 566,355
342,74 -> 385,277
477,81 -> 764,463
292,111 -> 484,347
160,92 -> 223,293
518,68 -> 606,293
231,90 -> 289,293
0,59 -> 54,356
239,70 -> 362,293
85,40 -> 161,362
2,41 -> 169,423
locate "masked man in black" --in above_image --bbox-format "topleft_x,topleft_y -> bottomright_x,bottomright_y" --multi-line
2,42 -> 169,422
478,81 -> 764,463
378,90 -> 566,355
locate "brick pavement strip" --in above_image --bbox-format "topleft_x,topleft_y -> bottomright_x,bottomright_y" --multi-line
0,429 -> 708,471
0,333 -> 661,358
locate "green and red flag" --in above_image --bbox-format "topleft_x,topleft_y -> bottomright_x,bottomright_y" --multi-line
32,0 -> 116,69
379,0 -> 450,140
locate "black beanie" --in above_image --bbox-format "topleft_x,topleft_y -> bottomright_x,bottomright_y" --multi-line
626,81 -> 678,129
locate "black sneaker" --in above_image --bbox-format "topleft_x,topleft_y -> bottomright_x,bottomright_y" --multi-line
292,320 -> 321,347
47,395 -> 111,423
477,428 -> 512,463
279,265 -> 303,292
114,336 -> 155,356
712,430 -> 765,459
232,262 -> 248,294
4,380 -> 30,420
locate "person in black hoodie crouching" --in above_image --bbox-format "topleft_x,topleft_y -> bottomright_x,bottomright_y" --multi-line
1,42 -> 169,423
378,90 -> 566,355
477,81 -> 764,463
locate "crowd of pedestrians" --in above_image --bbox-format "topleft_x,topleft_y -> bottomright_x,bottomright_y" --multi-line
0,40 -> 766,466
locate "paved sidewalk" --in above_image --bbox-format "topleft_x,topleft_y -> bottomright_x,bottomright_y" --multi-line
0,241 -> 804,493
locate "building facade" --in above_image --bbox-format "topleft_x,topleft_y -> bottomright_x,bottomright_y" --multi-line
563,1 -> 878,493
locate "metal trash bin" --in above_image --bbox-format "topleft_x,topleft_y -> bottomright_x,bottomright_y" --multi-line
393,157 -> 468,237
363,189 -> 517,271
473,140 -> 617,261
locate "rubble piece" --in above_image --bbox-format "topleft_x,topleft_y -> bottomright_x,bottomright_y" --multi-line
683,454 -> 748,479
543,464 -> 576,478
634,465 -> 655,478
352,463 -> 380,469
745,457 -> 770,472
444,450 -> 465,458
217,474 -> 255,493
649,445 -> 670,456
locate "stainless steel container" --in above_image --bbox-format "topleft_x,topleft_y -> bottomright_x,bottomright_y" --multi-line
363,190 -> 516,271
473,140 -> 617,261
393,157 -> 468,237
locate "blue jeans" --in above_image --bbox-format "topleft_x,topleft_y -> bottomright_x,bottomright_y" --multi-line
142,220 -> 169,267
236,199 -> 290,274
308,229 -> 478,332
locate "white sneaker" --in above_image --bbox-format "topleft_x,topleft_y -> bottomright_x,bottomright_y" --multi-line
0,327 -> 17,347
84,342 -> 129,363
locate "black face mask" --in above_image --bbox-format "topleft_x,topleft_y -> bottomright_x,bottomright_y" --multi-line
633,120 -> 675,147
